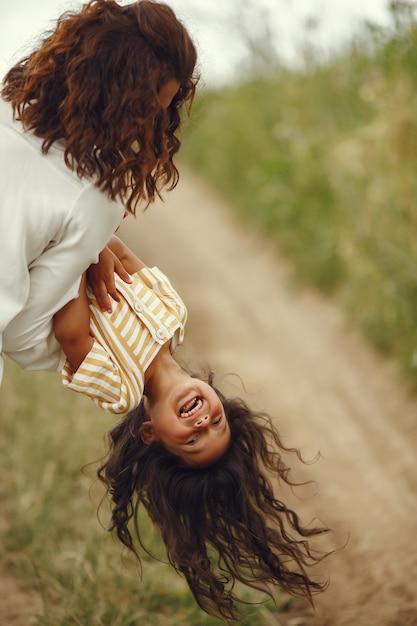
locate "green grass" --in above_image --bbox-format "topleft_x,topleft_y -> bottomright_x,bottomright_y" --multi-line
181,1 -> 417,387
0,357 -> 295,625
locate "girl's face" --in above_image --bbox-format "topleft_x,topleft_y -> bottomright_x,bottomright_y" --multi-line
142,379 -> 231,467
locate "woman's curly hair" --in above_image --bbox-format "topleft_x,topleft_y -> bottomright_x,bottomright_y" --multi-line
1,0 -> 199,213
97,373 -> 331,622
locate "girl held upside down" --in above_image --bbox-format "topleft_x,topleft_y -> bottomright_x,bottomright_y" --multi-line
53,236 -> 331,622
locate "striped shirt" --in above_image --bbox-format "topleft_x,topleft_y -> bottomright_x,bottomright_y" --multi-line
61,266 -> 187,414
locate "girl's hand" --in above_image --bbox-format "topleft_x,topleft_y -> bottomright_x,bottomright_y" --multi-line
87,244 -> 132,313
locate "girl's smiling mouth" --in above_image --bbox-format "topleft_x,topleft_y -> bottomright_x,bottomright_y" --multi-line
179,396 -> 203,418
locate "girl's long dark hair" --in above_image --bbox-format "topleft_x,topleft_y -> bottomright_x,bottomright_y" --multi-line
1,0 -> 199,213
97,375 -> 331,622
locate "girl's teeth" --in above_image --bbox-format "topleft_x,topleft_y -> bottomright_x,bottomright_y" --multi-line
180,396 -> 202,417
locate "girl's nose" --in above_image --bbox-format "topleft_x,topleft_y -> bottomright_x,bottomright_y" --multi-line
195,414 -> 209,428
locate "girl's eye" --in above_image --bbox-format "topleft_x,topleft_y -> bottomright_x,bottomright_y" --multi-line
186,436 -> 198,446
213,416 -> 222,426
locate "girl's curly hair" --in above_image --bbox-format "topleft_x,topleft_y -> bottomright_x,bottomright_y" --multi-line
1,0 -> 199,213
97,373 -> 331,622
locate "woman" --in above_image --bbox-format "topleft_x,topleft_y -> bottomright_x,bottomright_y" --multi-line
0,0 -> 198,383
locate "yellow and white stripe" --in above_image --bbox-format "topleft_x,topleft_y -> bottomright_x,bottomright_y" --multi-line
62,266 -> 187,413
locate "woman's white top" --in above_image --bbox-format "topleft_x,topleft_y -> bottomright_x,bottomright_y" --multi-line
0,97 -> 125,382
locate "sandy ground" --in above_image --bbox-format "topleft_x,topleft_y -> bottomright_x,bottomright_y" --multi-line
2,168 -> 417,625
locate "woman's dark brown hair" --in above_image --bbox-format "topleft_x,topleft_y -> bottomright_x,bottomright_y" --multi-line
1,0 -> 199,213
98,375 -> 331,622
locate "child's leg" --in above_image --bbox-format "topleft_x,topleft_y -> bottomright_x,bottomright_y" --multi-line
108,236 -> 146,275
54,273 -> 94,370
119,247 -> 146,275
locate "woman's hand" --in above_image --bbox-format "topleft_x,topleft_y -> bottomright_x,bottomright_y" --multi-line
87,244 -> 132,313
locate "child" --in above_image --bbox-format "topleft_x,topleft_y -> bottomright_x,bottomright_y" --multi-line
54,235 -> 231,465
0,0 -> 199,384
54,237 -> 331,621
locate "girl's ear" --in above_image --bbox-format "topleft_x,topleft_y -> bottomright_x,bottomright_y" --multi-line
140,420 -> 156,445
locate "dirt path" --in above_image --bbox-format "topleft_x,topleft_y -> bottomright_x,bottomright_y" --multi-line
119,168 -> 417,626
2,168 -> 417,625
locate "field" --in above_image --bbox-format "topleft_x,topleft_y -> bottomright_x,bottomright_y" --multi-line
181,0 -> 417,386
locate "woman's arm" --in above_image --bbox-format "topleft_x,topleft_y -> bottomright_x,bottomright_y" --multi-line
55,237 -> 145,370
2,186 -> 125,372
53,273 -> 94,371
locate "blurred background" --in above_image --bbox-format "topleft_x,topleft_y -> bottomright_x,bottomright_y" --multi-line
0,0 -> 392,85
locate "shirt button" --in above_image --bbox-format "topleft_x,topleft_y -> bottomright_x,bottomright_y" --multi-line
156,328 -> 166,340
134,302 -> 142,312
